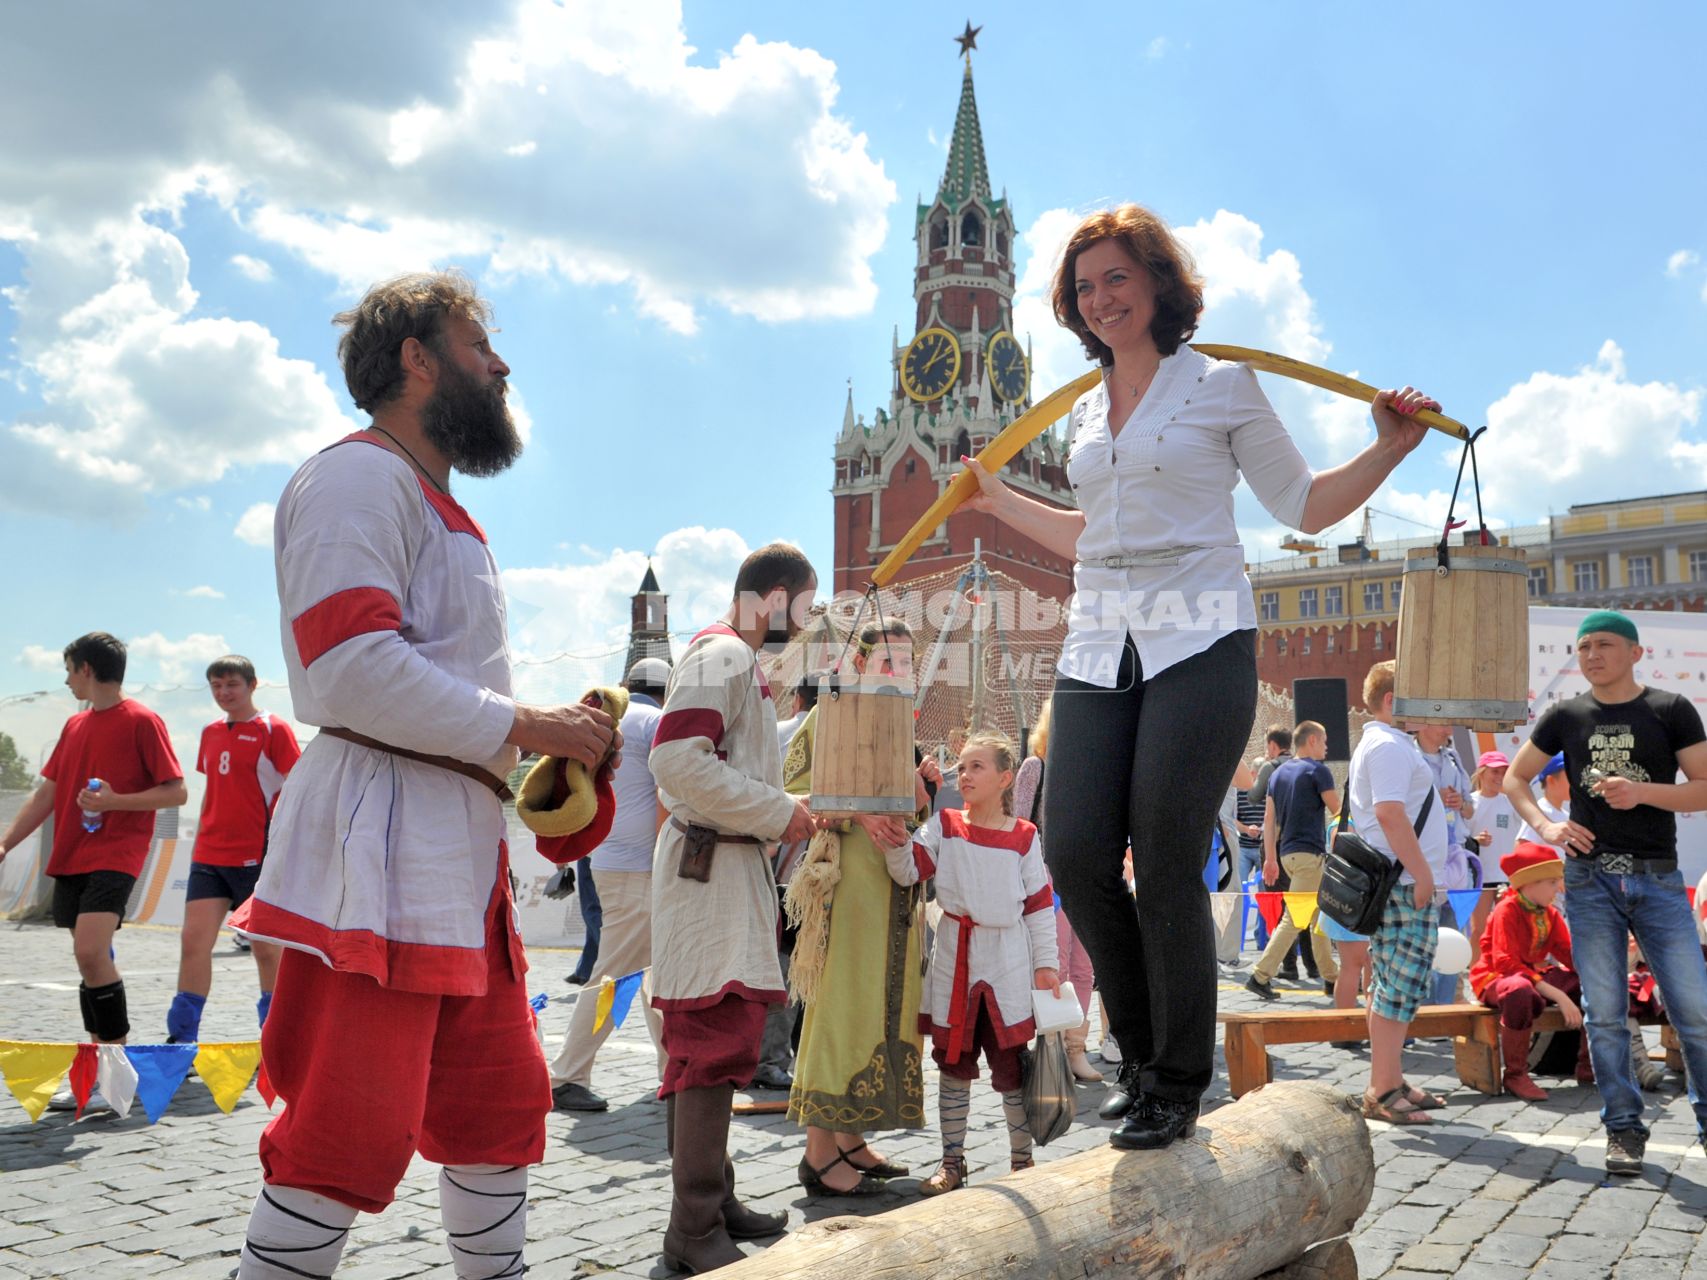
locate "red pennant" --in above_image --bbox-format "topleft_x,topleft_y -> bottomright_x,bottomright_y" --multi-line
1689,886 -> 1697,908
68,1043 -> 98,1118
255,1060 -> 277,1110
1255,892 -> 1285,932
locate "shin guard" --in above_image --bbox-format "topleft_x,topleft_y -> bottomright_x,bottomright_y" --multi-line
440,1163 -> 526,1278
166,991 -> 207,1043
238,1184 -> 357,1278
85,979 -> 130,1043
257,989 -> 273,1028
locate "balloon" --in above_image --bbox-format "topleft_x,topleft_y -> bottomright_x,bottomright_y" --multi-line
1433,927 -> 1471,976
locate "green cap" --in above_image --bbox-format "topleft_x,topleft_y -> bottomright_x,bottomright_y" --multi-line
1577,609 -> 1639,643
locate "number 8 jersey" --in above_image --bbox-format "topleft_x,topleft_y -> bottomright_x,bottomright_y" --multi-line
194,712 -> 303,867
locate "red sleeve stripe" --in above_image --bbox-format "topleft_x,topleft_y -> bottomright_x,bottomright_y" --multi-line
913,843 -> 936,880
653,708 -> 726,749
1023,883 -> 1055,915
291,586 -> 403,667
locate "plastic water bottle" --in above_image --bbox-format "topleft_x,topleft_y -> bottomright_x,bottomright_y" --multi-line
81,779 -> 104,833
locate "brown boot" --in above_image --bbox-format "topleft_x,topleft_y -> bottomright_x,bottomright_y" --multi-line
721,1157 -> 786,1240
662,1085 -> 745,1274
667,1095 -> 785,1241
1501,1026 -> 1548,1102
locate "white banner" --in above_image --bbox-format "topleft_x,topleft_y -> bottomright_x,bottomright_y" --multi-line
1475,605 -> 1707,884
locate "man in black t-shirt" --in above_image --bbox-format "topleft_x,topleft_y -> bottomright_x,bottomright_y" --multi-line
1505,610 -> 1707,1178
1245,722 -> 1340,999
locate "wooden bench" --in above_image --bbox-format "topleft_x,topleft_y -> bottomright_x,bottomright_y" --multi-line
1221,1003 -> 1682,1099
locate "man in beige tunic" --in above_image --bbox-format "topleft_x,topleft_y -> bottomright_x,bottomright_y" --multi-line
649,542 -> 819,1274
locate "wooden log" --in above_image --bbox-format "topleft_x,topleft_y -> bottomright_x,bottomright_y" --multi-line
720,1081 -> 1372,1280
1258,1238 -> 1357,1279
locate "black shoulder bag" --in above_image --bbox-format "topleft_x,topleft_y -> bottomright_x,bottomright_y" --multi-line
1318,785 -> 1435,936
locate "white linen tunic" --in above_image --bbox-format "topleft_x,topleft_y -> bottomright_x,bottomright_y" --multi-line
649,625 -> 798,1010
234,433 -> 520,996
1058,346 -> 1315,687
886,810 -> 1059,1055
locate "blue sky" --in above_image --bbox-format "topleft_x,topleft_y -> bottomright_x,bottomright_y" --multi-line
2,0 -> 1704,768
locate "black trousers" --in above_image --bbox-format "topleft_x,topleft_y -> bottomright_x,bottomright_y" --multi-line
1044,630 -> 1256,1102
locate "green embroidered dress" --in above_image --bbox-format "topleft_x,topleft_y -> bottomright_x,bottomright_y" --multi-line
783,706 -> 926,1133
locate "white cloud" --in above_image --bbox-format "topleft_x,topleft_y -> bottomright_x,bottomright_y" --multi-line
126,630 -> 231,683
502,525 -> 751,703
234,502 -> 275,546
182,585 -> 225,599
18,644 -> 63,672
1476,340 -> 1702,513
175,495 -> 212,511
229,253 -> 274,282
0,0 -> 894,511
1666,249 -> 1700,277
1146,37 -> 1170,59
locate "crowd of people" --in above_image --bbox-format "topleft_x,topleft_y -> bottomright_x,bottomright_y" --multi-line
1,201 -> 1704,1279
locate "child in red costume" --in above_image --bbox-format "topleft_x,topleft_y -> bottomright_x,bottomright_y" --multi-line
1470,841 -> 1588,1100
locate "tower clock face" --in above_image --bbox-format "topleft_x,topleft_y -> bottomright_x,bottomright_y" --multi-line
986,331 -> 1028,403
900,327 -> 962,402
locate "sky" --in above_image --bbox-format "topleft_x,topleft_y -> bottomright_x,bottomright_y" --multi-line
2,0 -> 1705,777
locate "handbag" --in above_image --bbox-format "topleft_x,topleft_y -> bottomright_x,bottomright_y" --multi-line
1020,1031 -> 1074,1147
1318,785 -> 1435,936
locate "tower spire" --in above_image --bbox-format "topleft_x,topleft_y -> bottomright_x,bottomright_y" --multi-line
939,32 -> 990,207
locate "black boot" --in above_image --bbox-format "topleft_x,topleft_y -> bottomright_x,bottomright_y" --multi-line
662,1085 -> 745,1274
1110,1094 -> 1198,1151
1098,1059 -> 1143,1121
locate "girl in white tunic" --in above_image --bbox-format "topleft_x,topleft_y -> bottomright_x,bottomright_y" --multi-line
885,733 -> 1059,1195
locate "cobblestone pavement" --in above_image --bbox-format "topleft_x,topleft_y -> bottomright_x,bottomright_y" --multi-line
4,920 -> 1707,1278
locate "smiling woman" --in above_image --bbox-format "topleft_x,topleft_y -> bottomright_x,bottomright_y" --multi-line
958,201 -> 1442,1152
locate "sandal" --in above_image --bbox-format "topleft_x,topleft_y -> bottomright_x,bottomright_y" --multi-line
1009,1156 -> 1035,1173
1362,1086 -> 1434,1125
796,1151 -> 887,1197
841,1139 -> 910,1179
1400,1079 -> 1447,1110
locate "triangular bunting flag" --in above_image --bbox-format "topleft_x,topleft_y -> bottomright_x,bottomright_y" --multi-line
125,1044 -> 199,1123
0,1041 -> 78,1122
255,1060 -> 277,1110
1283,892 -> 1318,931
1448,889 -> 1482,927
1255,892 -> 1285,932
68,1043 -> 98,1118
528,991 -> 549,1033
96,1044 -> 139,1119
193,1042 -> 263,1115
1689,886 -> 1697,909
608,971 -> 645,1030
591,977 -> 617,1034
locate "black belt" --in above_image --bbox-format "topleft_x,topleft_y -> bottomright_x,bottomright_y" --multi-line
1589,853 -> 1677,876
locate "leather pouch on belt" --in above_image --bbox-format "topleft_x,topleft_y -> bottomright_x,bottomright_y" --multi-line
678,823 -> 717,883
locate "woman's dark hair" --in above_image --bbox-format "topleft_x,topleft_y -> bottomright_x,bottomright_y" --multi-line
1051,203 -> 1205,364
63,632 -> 127,684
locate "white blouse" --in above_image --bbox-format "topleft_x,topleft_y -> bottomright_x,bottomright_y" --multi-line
1056,345 -> 1315,687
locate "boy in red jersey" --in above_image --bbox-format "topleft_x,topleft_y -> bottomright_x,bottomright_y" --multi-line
166,656 -> 301,1044
0,633 -> 185,1081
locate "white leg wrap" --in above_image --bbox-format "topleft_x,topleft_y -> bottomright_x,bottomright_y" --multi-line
238,1184 -> 357,1279
440,1163 -> 527,1278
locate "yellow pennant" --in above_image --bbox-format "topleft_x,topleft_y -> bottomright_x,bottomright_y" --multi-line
1284,892 -> 1319,931
591,978 -> 617,1034
193,1042 -> 263,1114
0,1041 -> 78,1122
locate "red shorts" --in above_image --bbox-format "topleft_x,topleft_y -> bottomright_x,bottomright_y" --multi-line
931,1000 -> 1027,1093
658,993 -> 767,1097
258,901 -> 550,1213
1479,965 -> 1580,1032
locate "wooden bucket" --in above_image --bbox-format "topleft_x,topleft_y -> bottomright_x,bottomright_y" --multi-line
1394,543 -> 1529,731
809,675 -> 916,818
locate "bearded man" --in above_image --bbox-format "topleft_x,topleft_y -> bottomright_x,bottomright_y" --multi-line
233,271 -> 619,1279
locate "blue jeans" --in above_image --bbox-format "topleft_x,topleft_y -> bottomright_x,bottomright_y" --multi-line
572,861 -> 603,983
1563,858 -> 1707,1139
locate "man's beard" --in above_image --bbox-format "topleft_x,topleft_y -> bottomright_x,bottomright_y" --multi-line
422,359 -> 523,478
